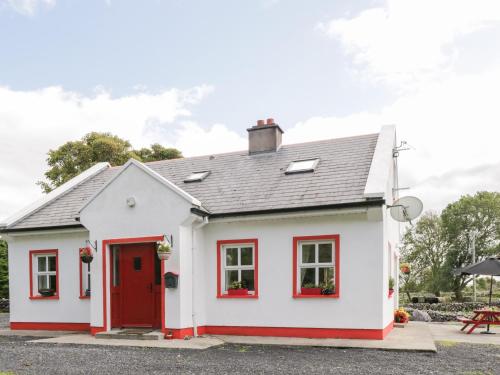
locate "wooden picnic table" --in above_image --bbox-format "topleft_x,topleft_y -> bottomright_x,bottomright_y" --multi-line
459,309 -> 500,334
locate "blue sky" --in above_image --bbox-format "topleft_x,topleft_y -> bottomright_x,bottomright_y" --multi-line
0,0 -> 390,126
1,0 -> 500,220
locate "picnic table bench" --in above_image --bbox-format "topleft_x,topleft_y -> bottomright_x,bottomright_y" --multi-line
458,310 -> 500,334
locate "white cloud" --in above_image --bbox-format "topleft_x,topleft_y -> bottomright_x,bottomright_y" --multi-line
0,85 -> 213,220
281,66 -> 500,211
5,0 -> 55,16
318,0 -> 500,86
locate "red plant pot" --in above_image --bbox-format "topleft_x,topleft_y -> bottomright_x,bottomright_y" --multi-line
301,287 -> 322,295
227,288 -> 248,296
388,288 -> 394,298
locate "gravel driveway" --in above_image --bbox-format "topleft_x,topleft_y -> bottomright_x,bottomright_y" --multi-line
0,313 -> 9,329
0,335 -> 498,375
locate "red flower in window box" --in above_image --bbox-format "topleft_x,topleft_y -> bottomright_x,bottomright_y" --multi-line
228,288 -> 249,296
388,289 -> 394,298
301,287 -> 322,295
79,247 -> 93,264
227,281 -> 249,295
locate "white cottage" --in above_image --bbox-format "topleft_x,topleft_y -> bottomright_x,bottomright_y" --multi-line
1,121 -> 400,340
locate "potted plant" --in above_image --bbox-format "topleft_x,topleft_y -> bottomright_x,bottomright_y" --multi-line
227,281 -> 248,296
394,307 -> 410,324
400,263 -> 410,275
320,280 -> 335,295
301,283 -> 322,295
388,277 -> 395,297
38,288 -> 55,297
157,241 -> 172,260
79,246 -> 93,264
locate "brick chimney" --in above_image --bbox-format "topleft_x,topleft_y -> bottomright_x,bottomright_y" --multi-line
247,118 -> 284,154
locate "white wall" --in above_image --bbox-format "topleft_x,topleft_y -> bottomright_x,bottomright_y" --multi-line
382,137 -> 402,327
79,162 -> 195,330
198,212 -> 386,330
7,230 -> 90,323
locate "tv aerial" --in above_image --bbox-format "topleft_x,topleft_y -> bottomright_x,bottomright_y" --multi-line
388,196 -> 423,225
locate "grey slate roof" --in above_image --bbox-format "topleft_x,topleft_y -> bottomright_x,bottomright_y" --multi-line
8,133 -> 379,230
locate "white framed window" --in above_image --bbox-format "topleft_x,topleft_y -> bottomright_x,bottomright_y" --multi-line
30,250 -> 59,298
184,171 -> 210,183
222,244 -> 255,292
285,158 -> 319,174
298,240 -> 335,288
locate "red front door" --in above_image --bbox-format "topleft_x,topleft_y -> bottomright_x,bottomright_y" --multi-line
120,243 -> 155,327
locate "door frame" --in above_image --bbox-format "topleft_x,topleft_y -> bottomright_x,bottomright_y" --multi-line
101,236 -> 165,333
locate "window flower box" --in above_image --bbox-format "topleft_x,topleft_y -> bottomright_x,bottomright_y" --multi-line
38,288 -> 56,297
227,288 -> 249,296
301,287 -> 322,295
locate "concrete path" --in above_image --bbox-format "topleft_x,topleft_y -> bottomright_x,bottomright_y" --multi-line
25,323 -> 436,352
4,319 -> 499,352
428,322 -> 500,346
30,333 -> 225,350
215,322 -> 437,352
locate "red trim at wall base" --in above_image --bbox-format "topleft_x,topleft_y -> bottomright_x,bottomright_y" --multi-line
382,320 -> 394,339
163,327 -> 195,339
165,322 -> 394,340
10,322 -> 90,332
90,326 -> 106,335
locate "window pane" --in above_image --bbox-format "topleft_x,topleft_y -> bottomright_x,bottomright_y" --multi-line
133,257 -> 142,271
225,270 -> 238,290
225,248 -> 238,266
48,256 -> 56,272
113,246 -> 120,287
301,244 -> 315,263
49,275 -> 57,291
241,270 -> 254,291
319,267 -> 334,286
38,275 -> 48,290
300,268 -> 316,287
318,243 -> 333,263
240,247 -> 253,266
37,256 -> 47,272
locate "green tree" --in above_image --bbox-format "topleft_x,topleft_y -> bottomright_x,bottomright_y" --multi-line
441,191 -> 500,300
134,143 -> 182,162
38,133 -> 182,192
400,212 -> 448,297
0,239 -> 8,299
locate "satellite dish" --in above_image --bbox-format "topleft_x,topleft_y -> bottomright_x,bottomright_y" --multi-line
389,196 -> 423,223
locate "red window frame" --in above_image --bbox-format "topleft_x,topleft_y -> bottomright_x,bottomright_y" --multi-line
29,249 -> 59,300
293,235 -> 340,299
217,239 -> 258,299
79,250 -> 90,299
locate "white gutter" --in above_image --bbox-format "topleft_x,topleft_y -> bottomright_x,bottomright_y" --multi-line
191,215 -> 209,337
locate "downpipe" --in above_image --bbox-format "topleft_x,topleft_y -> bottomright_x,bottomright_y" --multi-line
191,216 -> 208,337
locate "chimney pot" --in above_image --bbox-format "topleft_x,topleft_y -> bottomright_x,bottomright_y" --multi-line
266,118 -> 275,125
257,119 -> 265,126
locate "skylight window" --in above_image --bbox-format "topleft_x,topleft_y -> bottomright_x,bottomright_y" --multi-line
285,158 -> 319,174
184,171 -> 210,183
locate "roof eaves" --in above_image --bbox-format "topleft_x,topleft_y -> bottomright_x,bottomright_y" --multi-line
1,162 -> 110,229
207,199 -> 385,219
363,125 -> 396,199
